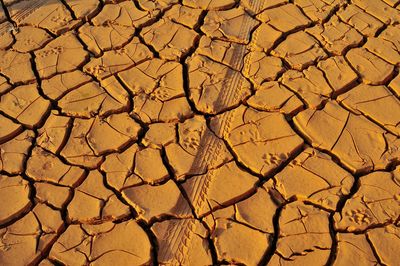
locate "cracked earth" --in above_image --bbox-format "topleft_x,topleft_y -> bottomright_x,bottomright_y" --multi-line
0,0 -> 399,265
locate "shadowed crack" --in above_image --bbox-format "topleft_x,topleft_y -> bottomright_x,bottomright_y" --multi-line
0,0 -> 400,265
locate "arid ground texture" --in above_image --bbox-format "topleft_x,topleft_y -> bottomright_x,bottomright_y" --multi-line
0,0 -> 399,265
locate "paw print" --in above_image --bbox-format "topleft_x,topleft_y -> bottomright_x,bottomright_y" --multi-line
50,15 -> 69,25
41,161 -> 53,170
37,46 -> 63,57
88,65 -> 106,76
290,158 -> 303,166
37,50 -> 49,58
51,46 -> 64,54
153,87 -> 172,101
262,153 -> 283,166
12,98 -> 27,108
346,209 -> 371,225
23,39 -> 35,46
238,126 -> 260,142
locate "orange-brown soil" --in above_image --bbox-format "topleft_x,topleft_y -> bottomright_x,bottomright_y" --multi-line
0,0 -> 399,265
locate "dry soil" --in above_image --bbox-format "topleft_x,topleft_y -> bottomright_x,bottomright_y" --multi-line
0,0 -> 399,265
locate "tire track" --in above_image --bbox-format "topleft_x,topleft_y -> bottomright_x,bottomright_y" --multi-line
0,0 -> 46,37
157,1 -> 263,264
0,0 -> 46,30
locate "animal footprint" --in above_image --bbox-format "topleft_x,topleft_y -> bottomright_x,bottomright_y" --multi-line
345,209 -> 371,225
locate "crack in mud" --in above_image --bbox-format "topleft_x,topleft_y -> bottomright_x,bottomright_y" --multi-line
0,0 -> 400,265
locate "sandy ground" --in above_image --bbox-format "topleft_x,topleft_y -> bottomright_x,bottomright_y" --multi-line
0,0 -> 399,265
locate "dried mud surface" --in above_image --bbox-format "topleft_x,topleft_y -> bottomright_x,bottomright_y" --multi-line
0,0 -> 400,265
